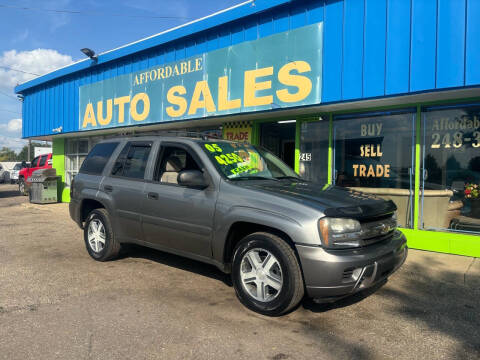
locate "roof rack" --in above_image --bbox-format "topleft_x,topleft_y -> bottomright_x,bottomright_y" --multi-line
161,131 -> 222,140
123,130 -> 222,141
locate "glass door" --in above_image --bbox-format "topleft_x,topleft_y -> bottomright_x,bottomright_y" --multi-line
332,111 -> 416,228
260,121 -> 296,169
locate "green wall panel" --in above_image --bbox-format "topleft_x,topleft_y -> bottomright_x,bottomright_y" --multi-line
400,228 -> 480,258
52,137 -> 70,203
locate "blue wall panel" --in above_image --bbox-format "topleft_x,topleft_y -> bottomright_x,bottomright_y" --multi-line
323,0 -> 343,102
244,19 -> 257,41
218,27 -> 231,49
164,47 -> 175,62
290,6 -> 306,29
466,0 -> 480,85
195,36 -> 207,55
258,17 -> 273,38
437,0 -> 466,88
342,0 -> 364,100
231,24 -> 244,45
175,44 -> 186,61
185,40 -> 196,58
363,0 -> 387,98
385,0 -> 411,95
272,7 -> 289,32
410,0 -> 437,92
307,0 -> 324,24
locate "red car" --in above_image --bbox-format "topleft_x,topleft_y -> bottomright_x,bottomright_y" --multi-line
18,153 -> 52,195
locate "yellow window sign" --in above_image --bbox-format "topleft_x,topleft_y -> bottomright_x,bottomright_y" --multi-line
223,125 -> 252,143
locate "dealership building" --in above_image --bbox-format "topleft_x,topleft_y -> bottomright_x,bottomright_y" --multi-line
15,0 -> 480,257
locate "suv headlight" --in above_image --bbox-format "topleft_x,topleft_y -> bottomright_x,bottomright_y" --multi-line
318,217 -> 363,249
392,211 -> 398,224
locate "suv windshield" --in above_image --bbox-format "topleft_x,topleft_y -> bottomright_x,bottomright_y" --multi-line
201,141 -> 300,181
13,163 -> 22,170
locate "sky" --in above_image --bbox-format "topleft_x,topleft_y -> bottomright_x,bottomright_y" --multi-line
0,0 -> 244,152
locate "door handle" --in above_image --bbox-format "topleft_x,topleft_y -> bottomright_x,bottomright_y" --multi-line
104,185 -> 113,192
147,192 -> 159,200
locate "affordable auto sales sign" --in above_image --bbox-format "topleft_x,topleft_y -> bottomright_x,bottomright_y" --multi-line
79,22 -> 323,131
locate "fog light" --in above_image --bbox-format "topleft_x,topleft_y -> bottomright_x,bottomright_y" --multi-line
352,267 -> 363,281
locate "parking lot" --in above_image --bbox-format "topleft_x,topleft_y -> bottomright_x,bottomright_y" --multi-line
0,183 -> 479,360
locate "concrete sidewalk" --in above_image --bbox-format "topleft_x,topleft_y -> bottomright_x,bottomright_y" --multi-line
405,248 -> 480,290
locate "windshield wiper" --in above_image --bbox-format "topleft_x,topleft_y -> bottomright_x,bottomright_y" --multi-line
230,176 -> 278,181
275,176 -> 302,180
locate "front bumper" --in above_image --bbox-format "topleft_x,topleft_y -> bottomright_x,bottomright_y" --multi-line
296,230 -> 407,300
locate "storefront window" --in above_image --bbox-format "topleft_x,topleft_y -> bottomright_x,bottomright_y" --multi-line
333,111 -> 415,228
260,122 -> 296,169
65,138 -> 90,186
421,105 -> 480,234
300,119 -> 329,185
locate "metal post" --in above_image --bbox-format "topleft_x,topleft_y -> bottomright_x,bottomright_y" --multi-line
28,139 -> 31,160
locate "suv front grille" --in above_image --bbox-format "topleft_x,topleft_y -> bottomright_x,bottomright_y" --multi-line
358,215 -> 397,246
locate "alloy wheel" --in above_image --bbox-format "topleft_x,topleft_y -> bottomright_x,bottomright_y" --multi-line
239,248 -> 283,302
87,219 -> 106,253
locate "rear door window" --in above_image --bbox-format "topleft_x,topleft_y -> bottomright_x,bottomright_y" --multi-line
123,145 -> 152,179
80,142 -> 119,175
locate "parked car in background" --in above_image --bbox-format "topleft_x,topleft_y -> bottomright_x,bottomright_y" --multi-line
0,163 -> 10,183
9,162 -> 28,184
70,136 -> 407,316
18,153 -> 52,195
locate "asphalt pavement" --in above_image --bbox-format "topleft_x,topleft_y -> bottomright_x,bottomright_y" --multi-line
0,184 -> 479,360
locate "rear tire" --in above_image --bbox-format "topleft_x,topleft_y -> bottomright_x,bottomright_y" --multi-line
84,208 -> 121,261
232,232 -> 304,316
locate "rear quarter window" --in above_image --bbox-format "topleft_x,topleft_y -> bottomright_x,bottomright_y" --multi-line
80,142 -> 119,175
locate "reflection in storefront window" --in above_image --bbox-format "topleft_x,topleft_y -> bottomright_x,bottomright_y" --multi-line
421,105 -> 480,234
299,120 -> 329,185
333,112 -> 415,228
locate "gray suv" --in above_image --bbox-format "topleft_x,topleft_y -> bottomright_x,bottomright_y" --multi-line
70,136 -> 407,316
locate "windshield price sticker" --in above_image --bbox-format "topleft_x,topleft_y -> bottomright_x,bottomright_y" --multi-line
204,143 -> 223,153
205,143 -> 246,166
215,153 -> 243,166
231,164 -> 255,175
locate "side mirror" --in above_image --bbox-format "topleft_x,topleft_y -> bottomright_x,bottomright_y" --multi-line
177,170 -> 208,189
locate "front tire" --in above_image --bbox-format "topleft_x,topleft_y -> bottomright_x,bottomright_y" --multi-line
84,208 -> 121,261
232,232 -> 304,316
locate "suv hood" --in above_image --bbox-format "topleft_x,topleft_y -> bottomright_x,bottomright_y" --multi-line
237,180 -> 397,221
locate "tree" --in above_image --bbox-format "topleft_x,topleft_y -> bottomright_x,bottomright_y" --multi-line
16,142 -> 45,161
0,147 -> 17,161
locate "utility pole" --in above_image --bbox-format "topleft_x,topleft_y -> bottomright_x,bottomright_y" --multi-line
27,139 -> 31,160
